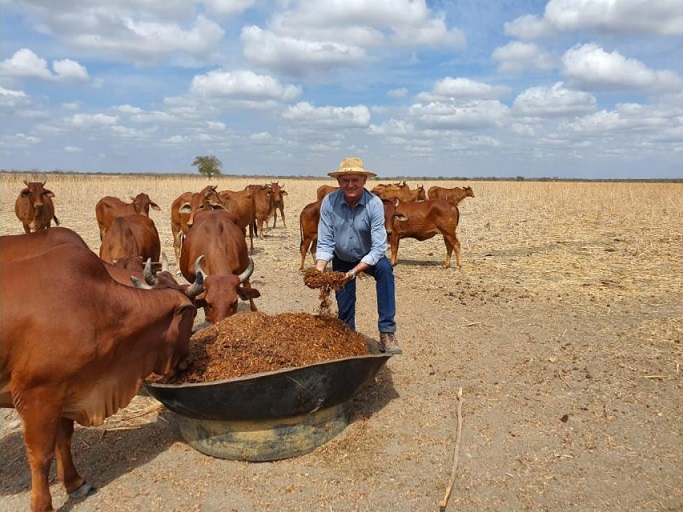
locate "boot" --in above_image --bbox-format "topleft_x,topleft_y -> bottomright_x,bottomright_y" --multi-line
379,332 -> 402,355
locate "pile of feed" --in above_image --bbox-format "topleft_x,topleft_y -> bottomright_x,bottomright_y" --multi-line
159,311 -> 369,384
303,268 -> 348,315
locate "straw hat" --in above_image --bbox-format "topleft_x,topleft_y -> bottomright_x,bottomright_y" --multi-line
328,157 -> 376,179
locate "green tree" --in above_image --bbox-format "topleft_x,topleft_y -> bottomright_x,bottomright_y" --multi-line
192,155 -> 222,179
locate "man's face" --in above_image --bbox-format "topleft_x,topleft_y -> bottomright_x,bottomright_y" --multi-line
338,174 -> 367,202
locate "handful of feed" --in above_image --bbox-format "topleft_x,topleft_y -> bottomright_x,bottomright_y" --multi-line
156,311 -> 369,385
303,268 -> 348,315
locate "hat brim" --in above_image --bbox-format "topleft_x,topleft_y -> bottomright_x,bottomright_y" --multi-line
328,169 -> 376,179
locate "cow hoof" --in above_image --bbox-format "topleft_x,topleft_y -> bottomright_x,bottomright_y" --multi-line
69,482 -> 97,499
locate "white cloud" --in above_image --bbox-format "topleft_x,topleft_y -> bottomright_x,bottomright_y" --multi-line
416,77 -> 509,102
408,100 -> 509,130
201,0 -> 255,17
64,146 -> 83,153
562,43 -> 683,93
492,41 -> 555,74
190,69 -> 301,101
1,49 -> 89,82
507,0 -> 683,38
242,0 -> 464,76
52,59 -> 88,81
282,102 -> 371,128
70,113 -> 119,127
513,82 -> 596,117
388,88 -> 408,99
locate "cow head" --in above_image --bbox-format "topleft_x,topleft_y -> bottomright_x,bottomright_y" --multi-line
130,193 -> 161,215
21,181 -> 54,211
416,185 -> 427,201
133,256 -> 205,299
383,198 -> 409,235
270,182 -> 287,204
193,258 -> 260,324
464,186 -> 475,198
186,186 -> 226,229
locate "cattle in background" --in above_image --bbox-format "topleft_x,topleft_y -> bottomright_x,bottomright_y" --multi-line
0,242 -> 197,512
179,209 -> 260,324
247,184 -> 274,240
95,193 -> 160,240
170,186 -> 226,268
373,182 -> 426,202
219,188 -> 257,252
389,199 -> 462,269
15,181 -> 60,233
316,184 -> 339,201
299,199 -> 322,270
298,197 -> 404,271
427,185 -> 474,206
99,214 -> 161,272
269,181 -> 287,228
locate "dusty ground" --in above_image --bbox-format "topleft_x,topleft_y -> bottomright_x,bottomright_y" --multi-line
1,175 -> 681,512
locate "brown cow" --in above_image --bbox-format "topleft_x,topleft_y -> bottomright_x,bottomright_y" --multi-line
170,186 -> 226,268
99,214 -> 161,272
389,199 -> 462,269
373,182 -> 426,202
298,197 -> 404,270
0,227 -> 203,295
247,184 -> 274,240
299,199 -> 322,270
179,209 -> 260,323
316,184 -> 339,201
95,193 -> 160,240
269,181 -> 287,228
15,181 -> 60,233
219,188 -> 256,252
0,242 -> 197,512
427,185 -> 474,206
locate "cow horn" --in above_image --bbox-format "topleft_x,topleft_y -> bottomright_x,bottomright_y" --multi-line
237,257 -> 254,284
131,276 -> 153,289
185,255 -> 206,298
144,258 -> 156,285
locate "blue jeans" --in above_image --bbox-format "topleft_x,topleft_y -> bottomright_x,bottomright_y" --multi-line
332,255 -> 396,333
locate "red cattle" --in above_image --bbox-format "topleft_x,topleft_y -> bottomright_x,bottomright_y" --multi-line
299,199 -> 322,270
389,199 -> 462,269
247,184 -> 274,240
427,185 -> 474,206
316,184 -> 339,201
179,209 -> 260,324
219,188 -> 257,252
99,214 -> 161,271
0,242 -> 197,512
269,182 -> 287,228
15,181 -> 60,233
170,186 -> 226,268
95,193 -> 160,240
373,182 -> 426,202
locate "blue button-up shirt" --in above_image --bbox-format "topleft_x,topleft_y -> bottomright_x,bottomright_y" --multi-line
316,188 -> 388,266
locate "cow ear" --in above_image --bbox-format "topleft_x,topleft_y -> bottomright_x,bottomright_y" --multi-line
20,188 -> 30,197
179,204 -> 192,213
151,202 -> 161,211
238,287 -> 260,300
282,190 -> 288,195
44,189 -> 55,197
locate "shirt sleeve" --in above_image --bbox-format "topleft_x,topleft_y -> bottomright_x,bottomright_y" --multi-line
315,195 -> 335,262
361,196 -> 388,266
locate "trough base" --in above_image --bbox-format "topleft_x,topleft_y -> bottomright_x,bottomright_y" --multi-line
177,402 -> 350,461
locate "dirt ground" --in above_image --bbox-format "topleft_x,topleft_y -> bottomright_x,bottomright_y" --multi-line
1,175 -> 681,512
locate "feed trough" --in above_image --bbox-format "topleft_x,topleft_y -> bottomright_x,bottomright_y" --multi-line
145,342 -> 391,461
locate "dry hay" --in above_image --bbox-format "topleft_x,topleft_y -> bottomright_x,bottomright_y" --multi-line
157,311 -> 369,385
303,268 -> 348,315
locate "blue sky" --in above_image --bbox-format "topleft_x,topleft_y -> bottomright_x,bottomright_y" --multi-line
1,0 -> 682,179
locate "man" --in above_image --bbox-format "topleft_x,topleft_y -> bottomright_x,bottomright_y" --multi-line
315,156 -> 402,355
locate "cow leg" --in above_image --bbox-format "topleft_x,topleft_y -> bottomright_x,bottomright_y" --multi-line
442,233 -> 456,268
248,224 -> 255,253
20,400 -> 61,512
55,417 -> 94,499
299,239 -> 310,271
272,211 -> 278,229
389,235 -> 400,266
280,207 -> 286,228
453,234 -> 462,268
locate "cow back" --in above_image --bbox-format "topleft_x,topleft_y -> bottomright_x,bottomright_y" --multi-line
1,227 -> 88,262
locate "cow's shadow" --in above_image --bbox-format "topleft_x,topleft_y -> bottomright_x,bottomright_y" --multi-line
0,412 -> 181,505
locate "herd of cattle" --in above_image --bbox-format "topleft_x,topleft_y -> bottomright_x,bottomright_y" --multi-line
1,178 -> 473,512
